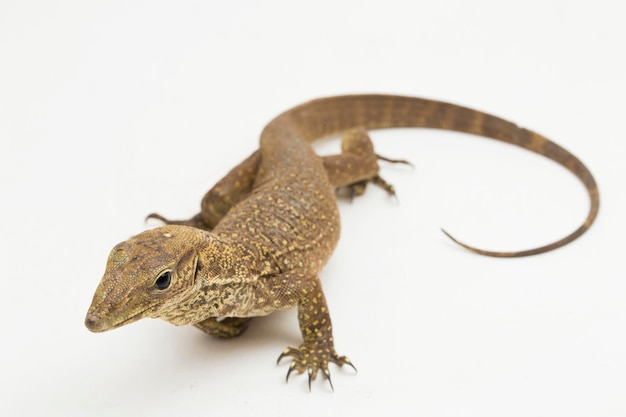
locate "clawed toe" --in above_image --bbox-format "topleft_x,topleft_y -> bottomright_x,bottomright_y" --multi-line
145,212 -> 170,223
376,153 -> 414,168
277,345 -> 356,391
145,213 -> 211,230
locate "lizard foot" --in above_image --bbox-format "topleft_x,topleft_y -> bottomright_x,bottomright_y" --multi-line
343,154 -> 412,199
277,344 -> 357,391
344,175 -> 396,199
369,153 -> 414,198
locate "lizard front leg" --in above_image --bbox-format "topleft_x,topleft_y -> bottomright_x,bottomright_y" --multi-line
147,150 -> 261,230
277,276 -> 355,390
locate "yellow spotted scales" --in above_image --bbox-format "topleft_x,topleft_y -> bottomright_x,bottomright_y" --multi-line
86,95 -> 599,390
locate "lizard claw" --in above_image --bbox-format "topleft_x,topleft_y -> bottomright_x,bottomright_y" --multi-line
308,367 -> 315,391
323,368 -> 334,391
341,175 -> 397,200
277,344 -> 355,391
277,347 -> 302,365
286,361 -> 297,383
370,175 -> 397,197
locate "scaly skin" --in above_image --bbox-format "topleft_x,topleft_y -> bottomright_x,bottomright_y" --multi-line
86,95 -> 599,389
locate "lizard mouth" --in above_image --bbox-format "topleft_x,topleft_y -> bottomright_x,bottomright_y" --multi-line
85,307 -> 151,333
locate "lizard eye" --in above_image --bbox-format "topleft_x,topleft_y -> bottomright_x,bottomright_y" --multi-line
155,271 -> 172,290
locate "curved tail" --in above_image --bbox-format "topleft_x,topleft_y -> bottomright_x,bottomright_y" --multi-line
267,94 -> 599,257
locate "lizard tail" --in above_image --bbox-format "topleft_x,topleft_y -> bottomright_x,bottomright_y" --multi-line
267,94 -> 599,258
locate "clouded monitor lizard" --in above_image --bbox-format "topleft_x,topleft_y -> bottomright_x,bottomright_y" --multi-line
85,95 -> 599,390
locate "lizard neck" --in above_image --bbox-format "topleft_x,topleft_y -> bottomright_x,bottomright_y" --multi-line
154,233 -> 281,325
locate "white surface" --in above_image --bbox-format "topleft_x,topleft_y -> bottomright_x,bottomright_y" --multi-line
1,1 -> 624,416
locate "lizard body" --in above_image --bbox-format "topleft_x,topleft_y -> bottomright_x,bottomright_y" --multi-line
85,95 -> 599,389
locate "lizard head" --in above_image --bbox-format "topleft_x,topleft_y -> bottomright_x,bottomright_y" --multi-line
85,225 -> 205,333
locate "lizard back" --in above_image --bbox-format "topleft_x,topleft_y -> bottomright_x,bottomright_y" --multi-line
260,95 -> 599,257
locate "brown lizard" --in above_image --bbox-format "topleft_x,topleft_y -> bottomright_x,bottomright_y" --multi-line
85,95 -> 599,389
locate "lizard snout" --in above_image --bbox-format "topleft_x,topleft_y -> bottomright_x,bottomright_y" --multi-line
85,311 -> 107,333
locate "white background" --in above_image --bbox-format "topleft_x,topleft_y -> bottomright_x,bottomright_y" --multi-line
1,1 -> 624,416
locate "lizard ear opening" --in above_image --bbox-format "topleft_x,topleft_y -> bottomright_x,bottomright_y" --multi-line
175,248 -> 199,286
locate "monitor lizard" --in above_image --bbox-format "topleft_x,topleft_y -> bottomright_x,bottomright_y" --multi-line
85,95 -> 599,390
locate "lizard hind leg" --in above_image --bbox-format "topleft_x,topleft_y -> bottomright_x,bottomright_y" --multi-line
323,127 -> 410,199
